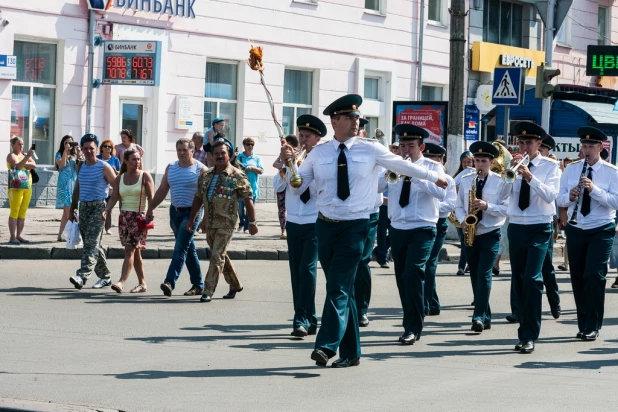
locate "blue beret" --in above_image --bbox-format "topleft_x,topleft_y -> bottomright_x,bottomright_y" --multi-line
80,133 -> 99,147
212,117 -> 224,127
460,150 -> 472,160
211,136 -> 234,154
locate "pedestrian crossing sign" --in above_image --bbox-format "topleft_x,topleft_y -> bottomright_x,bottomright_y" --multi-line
492,67 -> 523,106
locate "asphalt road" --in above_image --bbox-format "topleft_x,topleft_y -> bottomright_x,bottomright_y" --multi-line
1,259 -> 618,411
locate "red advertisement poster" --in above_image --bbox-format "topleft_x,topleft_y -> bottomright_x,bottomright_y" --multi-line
393,101 -> 448,145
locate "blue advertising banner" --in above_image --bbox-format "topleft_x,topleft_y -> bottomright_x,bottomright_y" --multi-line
464,104 -> 480,141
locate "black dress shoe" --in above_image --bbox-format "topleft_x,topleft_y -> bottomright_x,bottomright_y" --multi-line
470,300 -> 475,306
506,315 -> 519,323
492,267 -> 500,276
291,326 -> 308,338
332,357 -> 360,368
483,323 -> 491,330
471,320 -> 484,333
465,265 -> 470,273
582,330 -> 599,341
200,294 -> 212,302
428,309 -> 440,316
520,340 -> 535,353
551,305 -> 561,319
307,326 -> 317,335
311,348 -> 330,366
223,287 -> 243,299
359,314 -> 369,327
514,341 -> 524,351
576,331 -> 584,339
399,332 -> 418,345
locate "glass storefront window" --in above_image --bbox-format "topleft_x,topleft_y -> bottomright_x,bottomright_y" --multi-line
12,41 -> 57,165
204,62 -> 238,145
282,69 -> 313,136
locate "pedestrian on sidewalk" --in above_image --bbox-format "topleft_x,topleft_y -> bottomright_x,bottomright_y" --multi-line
273,134 -> 300,240
149,138 -> 207,297
55,135 -> 81,242
192,132 -> 209,166
115,129 -> 144,164
236,137 -> 263,233
97,139 -> 121,235
69,134 -> 117,290
6,136 -> 36,245
187,137 -> 257,303
103,149 -> 154,293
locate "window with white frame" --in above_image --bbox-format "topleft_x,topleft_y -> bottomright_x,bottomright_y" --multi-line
364,77 -> 380,100
421,85 -> 444,101
204,61 -> 238,145
282,69 -> 313,136
598,6 -> 609,45
12,41 -> 57,165
428,0 -> 442,23
556,11 -> 571,47
365,0 -> 384,13
483,0 -> 523,47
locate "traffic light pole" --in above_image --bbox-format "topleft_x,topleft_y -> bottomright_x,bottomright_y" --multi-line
541,0 -> 556,131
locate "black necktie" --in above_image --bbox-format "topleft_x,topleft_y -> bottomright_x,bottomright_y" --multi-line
399,177 -> 411,208
476,177 -> 486,222
518,163 -> 534,211
300,188 -> 311,204
581,167 -> 593,216
337,143 -> 350,201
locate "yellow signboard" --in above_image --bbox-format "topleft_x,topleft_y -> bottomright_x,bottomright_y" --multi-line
472,42 -> 546,78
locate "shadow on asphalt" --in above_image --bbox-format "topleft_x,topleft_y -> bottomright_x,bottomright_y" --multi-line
111,366 -> 321,379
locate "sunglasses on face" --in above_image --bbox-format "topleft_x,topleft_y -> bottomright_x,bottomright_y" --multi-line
101,145 -> 112,149
244,143 -> 254,146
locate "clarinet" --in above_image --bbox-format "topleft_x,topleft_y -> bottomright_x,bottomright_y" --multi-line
568,155 -> 589,225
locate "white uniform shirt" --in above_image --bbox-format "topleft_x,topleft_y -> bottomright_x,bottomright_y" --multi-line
556,159 -> 618,230
454,167 -> 476,187
505,155 -> 561,225
439,174 -> 457,218
292,137 -> 440,221
455,171 -> 510,235
386,156 -> 446,230
371,167 -> 385,214
273,171 -> 318,225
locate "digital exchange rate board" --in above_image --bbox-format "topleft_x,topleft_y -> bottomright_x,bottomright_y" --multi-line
103,41 -> 161,86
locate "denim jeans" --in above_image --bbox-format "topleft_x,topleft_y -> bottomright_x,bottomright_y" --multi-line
238,196 -> 257,231
164,208 -> 204,289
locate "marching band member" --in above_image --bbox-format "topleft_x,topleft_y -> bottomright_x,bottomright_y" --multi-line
273,115 -> 327,338
422,143 -> 456,316
355,117 -> 381,328
506,122 -> 561,353
509,135 -> 561,323
556,127 -> 618,341
281,94 -> 448,368
385,125 -> 446,345
453,151 -> 476,276
455,141 -> 509,332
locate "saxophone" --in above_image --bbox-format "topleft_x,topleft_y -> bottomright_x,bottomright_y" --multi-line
464,170 -> 482,247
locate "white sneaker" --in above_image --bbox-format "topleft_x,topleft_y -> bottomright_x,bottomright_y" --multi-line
70,275 -> 84,290
92,278 -> 111,289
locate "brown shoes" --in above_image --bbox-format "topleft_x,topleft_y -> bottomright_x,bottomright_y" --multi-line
184,285 -> 204,296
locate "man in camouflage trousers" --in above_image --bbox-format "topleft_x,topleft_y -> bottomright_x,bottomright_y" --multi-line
187,137 -> 258,302
69,134 -> 117,290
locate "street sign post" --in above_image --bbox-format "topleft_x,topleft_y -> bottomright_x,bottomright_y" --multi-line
464,104 -> 480,141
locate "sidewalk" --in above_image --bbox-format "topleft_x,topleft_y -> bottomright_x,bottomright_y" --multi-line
0,203 -> 564,260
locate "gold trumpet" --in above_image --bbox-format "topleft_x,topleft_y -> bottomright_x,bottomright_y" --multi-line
464,170 -> 482,247
502,153 -> 529,183
384,155 -> 410,184
280,146 -> 307,185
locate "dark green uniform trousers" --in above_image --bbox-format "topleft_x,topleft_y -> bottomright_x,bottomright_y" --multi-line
565,222 -> 615,333
510,231 -> 560,317
424,218 -> 448,314
286,221 -> 318,332
465,228 -> 500,326
355,212 -> 379,317
314,218 -> 370,359
508,223 -> 551,341
390,226 -> 436,335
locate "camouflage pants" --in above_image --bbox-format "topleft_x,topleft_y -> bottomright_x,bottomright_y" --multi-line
203,228 -> 242,296
76,202 -> 111,280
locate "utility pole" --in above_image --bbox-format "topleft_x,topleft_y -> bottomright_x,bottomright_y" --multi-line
446,0 -> 467,174
541,0 -> 556,131
86,8 -> 95,134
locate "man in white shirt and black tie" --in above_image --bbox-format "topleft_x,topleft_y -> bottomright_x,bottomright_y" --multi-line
280,94 -> 448,367
273,114 -> 326,338
557,126 -> 618,341
455,141 -> 510,333
506,121 -> 561,353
